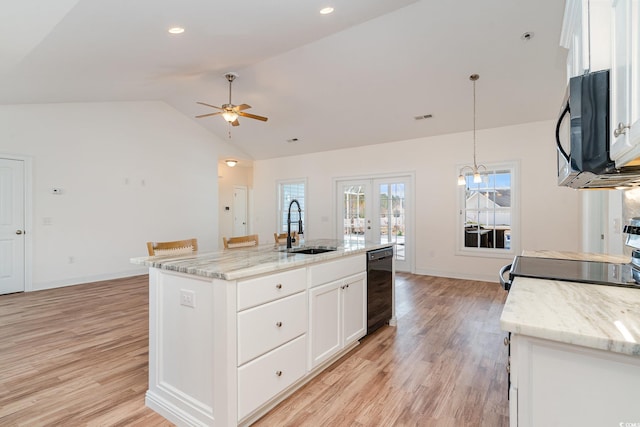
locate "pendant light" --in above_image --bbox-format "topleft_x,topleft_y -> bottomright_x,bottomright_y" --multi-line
457,74 -> 486,185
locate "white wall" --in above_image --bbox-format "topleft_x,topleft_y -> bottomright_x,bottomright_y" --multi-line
0,101 -> 228,290
253,120 -> 581,282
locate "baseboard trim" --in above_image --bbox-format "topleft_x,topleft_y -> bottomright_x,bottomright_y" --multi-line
412,268 -> 498,283
33,268 -> 148,291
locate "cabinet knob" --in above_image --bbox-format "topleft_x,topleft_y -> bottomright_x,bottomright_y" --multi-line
276,321 -> 283,327
506,363 -> 510,374
614,122 -> 631,138
275,370 -> 283,377
276,283 -> 282,289
503,336 -> 510,346
15,230 -> 24,235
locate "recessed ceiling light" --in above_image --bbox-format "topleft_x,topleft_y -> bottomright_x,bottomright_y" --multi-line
320,7 -> 334,15
168,27 -> 185,34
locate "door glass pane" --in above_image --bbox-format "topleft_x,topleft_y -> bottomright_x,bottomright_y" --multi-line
343,185 -> 366,244
378,183 -> 405,261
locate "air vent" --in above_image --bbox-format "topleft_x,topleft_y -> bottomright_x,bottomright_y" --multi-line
414,114 -> 433,121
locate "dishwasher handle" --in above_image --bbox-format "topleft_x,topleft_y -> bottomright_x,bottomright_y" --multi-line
368,248 -> 394,261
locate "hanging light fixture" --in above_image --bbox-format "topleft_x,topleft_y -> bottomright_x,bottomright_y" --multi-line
457,74 -> 487,185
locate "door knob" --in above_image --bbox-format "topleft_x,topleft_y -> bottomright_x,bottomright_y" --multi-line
16,230 -> 23,235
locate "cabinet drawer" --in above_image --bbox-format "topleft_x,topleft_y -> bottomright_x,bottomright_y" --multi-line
309,254 -> 365,287
238,335 -> 306,421
237,268 -> 306,311
238,292 -> 307,365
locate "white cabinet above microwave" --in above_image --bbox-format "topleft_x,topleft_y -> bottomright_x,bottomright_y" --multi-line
560,0 -> 611,80
609,0 -> 640,168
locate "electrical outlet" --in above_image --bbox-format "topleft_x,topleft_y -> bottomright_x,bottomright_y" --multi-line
180,289 -> 196,308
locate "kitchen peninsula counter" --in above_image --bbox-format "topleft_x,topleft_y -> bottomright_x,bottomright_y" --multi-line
131,238 -> 391,281
500,250 -> 640,426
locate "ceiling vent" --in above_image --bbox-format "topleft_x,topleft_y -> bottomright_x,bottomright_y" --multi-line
414,114 -> 433,121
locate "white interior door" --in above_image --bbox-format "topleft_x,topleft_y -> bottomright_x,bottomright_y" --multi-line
0,158 -> 25,294
233,186 -> 248,236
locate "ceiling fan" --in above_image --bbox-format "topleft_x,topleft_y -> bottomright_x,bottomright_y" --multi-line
196,72 -> 268,126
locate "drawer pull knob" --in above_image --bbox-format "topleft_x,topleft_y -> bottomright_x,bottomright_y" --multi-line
276,321 -> 283,327
276,370 -> 283,376
276,284 -> 282,289
503,336 -> 510,346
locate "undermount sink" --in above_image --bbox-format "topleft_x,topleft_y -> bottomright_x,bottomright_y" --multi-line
280,246 -> 337,255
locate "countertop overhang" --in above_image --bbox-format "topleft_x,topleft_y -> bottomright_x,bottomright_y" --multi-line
501,250 -> 640,357
130,238 -> 394,281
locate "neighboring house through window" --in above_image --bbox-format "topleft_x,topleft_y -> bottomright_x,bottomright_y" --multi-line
277,179 -> 306,235
457,162 -> 518,257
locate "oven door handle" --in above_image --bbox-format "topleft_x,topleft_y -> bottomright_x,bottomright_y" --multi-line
499,263 -> 512,291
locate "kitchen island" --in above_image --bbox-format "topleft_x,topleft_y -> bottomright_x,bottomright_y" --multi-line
131,239 -> 394,427
501,251 -> 640,427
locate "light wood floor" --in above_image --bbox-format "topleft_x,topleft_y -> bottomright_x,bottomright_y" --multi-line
0,273 -> 508,426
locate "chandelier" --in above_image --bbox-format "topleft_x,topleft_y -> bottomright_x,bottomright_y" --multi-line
457,74 -> 486,185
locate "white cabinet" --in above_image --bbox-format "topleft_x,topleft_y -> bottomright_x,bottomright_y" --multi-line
560,0 -> 611,80
236,270 -> 308,419
308,272 -> 366,369
237,335 -> 307,420
610,0 -> 640,167
509,334 -> 640,426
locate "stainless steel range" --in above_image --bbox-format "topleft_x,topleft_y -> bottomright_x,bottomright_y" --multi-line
499,217 -> 640,291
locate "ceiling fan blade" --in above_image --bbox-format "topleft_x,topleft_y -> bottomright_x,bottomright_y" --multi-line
238,111 -> 268,122
196,101 -> 223,110
235,104 -> 252,111
231,119 -> 240,127
195,112 -> 223,118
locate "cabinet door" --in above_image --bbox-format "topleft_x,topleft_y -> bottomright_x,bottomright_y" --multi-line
308,280 -> 342,368
342,273 -> 367,346
611,0 -> 640,166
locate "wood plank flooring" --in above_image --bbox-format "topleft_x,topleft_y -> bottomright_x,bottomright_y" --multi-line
0,273 -> 508,426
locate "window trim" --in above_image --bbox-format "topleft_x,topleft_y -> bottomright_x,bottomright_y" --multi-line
276,178 -> 307,236
455,161 -> 519,259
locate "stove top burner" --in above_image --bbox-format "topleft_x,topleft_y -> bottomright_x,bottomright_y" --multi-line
509,256 -> 640,289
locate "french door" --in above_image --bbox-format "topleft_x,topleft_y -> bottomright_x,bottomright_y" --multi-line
336,175 -> 413,272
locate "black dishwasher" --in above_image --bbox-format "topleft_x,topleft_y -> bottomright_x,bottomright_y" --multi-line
366,247 -> 394,334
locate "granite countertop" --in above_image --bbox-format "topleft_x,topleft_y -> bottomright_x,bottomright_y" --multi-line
131,238 -> 393,281
501,250 -> 640,357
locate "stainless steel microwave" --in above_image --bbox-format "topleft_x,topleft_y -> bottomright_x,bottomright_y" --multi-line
556,69 -> 640,189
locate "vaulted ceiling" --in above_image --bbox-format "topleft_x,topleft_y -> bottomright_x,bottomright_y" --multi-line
0,0 -> 568,161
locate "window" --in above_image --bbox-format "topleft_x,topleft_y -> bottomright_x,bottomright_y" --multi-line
457,162 -> 517,257
277,179 -> 306,235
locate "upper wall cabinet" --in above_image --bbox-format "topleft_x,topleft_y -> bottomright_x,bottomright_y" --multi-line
560,0 -> 611,80
610,0 -> 640,167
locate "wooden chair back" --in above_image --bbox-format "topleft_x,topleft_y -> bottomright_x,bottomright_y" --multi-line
223,234 -> 259,249
274,232 -> 298,244
147,238 -> 198,256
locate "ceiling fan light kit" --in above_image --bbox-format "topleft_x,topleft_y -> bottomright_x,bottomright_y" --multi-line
195,72 -> 268,127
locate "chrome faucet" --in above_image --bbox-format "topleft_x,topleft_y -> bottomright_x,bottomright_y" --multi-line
287,199 -> 303,249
